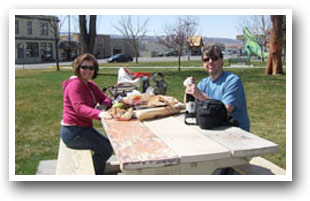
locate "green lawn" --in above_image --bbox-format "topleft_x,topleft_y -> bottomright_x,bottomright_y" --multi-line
15,66 -> 286,174
52,59 -> 274,69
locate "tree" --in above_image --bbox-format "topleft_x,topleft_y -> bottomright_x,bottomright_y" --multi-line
282,16 -> 286,64
47,17 -> 61,71
183,16 -> 198,61
113,15 -> 148,63
157,17 -> 187,72
79,15 -> 97,54
265,15 -> 284,75
239,15 -> 271,62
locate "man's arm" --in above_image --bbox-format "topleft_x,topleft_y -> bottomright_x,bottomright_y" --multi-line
225,104 -> 235,115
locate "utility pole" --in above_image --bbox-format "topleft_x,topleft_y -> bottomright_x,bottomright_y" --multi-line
68,15 -> 71,60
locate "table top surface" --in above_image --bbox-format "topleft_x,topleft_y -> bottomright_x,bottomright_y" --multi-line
101,114 -> 278,171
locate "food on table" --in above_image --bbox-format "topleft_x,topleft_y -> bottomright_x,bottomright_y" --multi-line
106,94 -> 182,121
108,107 -> 134,121
112,102 -> 125,109
120,94 -> 179,107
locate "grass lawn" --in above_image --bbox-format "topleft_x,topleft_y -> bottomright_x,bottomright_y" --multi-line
54,59 -> 274,68
15,66 -> 286,175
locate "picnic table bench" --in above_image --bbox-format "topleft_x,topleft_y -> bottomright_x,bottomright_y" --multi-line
101,113 -> 283,175
228,57 -> 249,66
55,138 -> 120,175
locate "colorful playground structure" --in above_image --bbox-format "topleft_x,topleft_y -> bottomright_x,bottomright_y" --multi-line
243,27 -> 269,62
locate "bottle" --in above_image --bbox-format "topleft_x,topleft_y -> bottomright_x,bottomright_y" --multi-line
142,76 -> 150,93
185,77 -> 196,119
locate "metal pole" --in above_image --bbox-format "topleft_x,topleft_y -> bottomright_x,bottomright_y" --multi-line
68,15 -> 71,60
23,43 -> 25,70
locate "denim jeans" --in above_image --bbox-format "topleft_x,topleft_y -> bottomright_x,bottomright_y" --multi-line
60,125 -> 113,175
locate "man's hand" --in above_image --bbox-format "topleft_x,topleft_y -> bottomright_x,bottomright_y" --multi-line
185,83 -> 209,101
185,83 -> 198,97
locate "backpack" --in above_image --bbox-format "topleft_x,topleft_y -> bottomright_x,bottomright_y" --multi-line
185,99 -> 239,129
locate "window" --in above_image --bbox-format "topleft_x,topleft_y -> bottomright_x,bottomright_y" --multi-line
25,42 -> 39,58
40,42 -> 53,61
40,23 -> 48,36
16,43 -> 24,59
15,20 -> 19,34
27,21 -> 32,35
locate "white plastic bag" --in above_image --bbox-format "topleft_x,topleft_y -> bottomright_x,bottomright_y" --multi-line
117,67 -> 141,87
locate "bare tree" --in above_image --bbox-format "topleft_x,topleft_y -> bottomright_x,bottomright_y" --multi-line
265,15 -> 284,75
157,17 -> 187,72
47,17 -> 61,71
79,15 -> 97,54
239,15 -> 271,62
113,16 -> 148,63
182,16 -> 198,61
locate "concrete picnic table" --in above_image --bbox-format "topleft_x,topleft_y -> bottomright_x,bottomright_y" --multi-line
101,113 -> 278,175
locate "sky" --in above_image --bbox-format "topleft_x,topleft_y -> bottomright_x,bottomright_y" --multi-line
59,15 -> 254,40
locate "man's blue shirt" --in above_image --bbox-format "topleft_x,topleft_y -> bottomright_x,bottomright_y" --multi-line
197,71 -> 250,131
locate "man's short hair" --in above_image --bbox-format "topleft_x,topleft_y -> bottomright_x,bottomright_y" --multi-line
201,45 -> 223,61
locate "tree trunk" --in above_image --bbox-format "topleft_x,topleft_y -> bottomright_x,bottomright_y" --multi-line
79,15 -> 88,53
55,39 -> 60,71
261,46 -> 265,63
178,54 -> 181,72
265,15 -> 284,75
88,15 -> 97,54
134,41 -> 138,63
79,15 -> 97,54
135,53 -> 138,63
53,27 -> 60,71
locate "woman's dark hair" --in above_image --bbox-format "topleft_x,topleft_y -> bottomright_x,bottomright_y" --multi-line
201,45 -> 223,61
73,53 -> 99,79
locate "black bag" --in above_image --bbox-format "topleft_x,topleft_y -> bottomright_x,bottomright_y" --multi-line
185,99 -> 239,129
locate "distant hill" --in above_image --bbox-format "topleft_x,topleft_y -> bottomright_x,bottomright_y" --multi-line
202,37 -> 244,45
65,33 -> 244,45
111,34 -> 243,45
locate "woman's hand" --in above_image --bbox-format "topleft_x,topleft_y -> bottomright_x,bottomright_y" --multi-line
96,104 -> 109,111
99,111 -> 112,120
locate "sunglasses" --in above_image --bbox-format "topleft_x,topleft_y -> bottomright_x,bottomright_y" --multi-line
202,56 -> 219,63
80,65 -> 96,71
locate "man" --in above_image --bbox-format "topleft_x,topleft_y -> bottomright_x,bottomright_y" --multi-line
185,45 -> 250,131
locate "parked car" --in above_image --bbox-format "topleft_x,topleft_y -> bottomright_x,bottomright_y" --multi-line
107,54 -> 133,63
165,50 -> 179,57
157,52 -> 164,57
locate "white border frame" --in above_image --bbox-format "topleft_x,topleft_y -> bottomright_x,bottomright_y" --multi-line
9,9 -> 292,181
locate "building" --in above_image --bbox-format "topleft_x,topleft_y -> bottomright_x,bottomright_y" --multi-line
59,33 -> 135,60
15,15 -> 59,64
236,35 -> 244,41
225,44 -> 246,56
139,41 -> 170,57
15,15 -> 138,64
59,33 -> 81,61
94,34 -> 111,59
110,38 -> 135,57
188,36 -> 203,55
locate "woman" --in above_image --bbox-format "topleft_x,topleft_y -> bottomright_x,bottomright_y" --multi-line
60,53 -> 113,175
